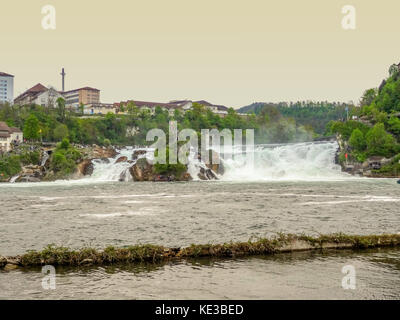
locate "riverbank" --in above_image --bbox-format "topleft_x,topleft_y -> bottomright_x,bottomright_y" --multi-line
1,233 -> 399,270
0,142 -> 118,183
335,134 -> 400,178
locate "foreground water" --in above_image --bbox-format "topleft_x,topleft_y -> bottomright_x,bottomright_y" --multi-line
0,179 -> 399,299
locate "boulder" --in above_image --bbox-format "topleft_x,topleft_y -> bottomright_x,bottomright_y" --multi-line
6,257 -> 21,265
15,165 -> 44,182
115,156 -> 128,163
99,157 -> 110,164
129,158 -> 155,181
205,150 -> 224,175
4,264 -> 18,271
0,256 -> 7,268
132,150 -> 147,161
182,173 -> 193,181
16,176 -> 41,183
87,146 -> 117,159
77,159 -> 94,176
198,167 -> 218,180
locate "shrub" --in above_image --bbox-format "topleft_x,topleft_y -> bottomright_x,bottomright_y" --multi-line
49,139 -> 82,177
19,151 -> 40,166
103,139 -> 111,147
349,128 -> 366,152
60,138 -> 70,150
0,155 -> 22,179
366,123 -> 397,157
153,146 -> 187,178
53,124 -> 69,141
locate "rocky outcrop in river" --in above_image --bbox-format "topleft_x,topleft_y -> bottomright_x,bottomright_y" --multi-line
129,157 -> 192,182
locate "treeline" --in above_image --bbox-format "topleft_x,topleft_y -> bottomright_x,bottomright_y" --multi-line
238,101 -> 353,134
0,101 -> 317,147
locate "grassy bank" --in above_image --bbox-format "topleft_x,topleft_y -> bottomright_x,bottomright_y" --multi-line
1,233 -> 400,269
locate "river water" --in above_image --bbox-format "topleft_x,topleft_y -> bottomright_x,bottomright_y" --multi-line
0,142 -> 399,299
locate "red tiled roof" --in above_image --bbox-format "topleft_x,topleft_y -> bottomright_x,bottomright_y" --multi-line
9,127 -> 22,133
27,83 -> 48,93
15,83 -> 48,102
0,122 -> 22,135
0,72 -> 14,77
0,121 -> 11,131
194,100 -> 228,111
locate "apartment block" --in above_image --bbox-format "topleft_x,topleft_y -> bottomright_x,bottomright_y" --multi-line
63,87 -> 100,107
0,72 -> 14,104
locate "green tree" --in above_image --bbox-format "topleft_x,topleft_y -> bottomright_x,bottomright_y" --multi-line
78,103 -> 85,115
389,64 -> 399,77
23,114 -> 40,141
387,116 -> 400,136
60,138 -> 70,150
366,123 -> 396,157
56,97 -> 66,123
127,101 -> 139,117
360,88 -> 377,106
349,128 -> 366,151
53,124 -> 69,141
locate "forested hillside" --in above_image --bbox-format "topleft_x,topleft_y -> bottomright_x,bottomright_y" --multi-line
238,101 -> 354,134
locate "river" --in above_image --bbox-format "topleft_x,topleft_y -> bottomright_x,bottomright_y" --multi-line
0,142 -> 399,299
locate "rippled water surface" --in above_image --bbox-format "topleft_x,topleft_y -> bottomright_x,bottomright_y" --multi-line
0,179 -> 399,299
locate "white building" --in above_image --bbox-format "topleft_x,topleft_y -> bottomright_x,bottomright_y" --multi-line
14,83 -> 64,108
0,121 -> 23,152
84,103 -> 116,115
0,72 -> 14,104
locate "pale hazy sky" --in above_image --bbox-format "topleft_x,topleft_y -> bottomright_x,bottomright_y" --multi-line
2,0 -> 399,108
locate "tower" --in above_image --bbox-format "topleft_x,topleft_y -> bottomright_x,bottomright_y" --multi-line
60,68 -> 66,92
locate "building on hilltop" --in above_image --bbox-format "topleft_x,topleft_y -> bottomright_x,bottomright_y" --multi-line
84,103 -> 116,115
116,99 -> 229,117
0,121 -> 23,153
63,87 -> 100,108
170,99 -> 229,117
0,72 -> 14,104
14,83 -> 64,108
116,100 -> 187,116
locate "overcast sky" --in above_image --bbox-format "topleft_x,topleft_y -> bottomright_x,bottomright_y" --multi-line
2,0 -> 400,108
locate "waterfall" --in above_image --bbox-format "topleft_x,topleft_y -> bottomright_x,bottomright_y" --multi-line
85,141 -> 345,183
186,148 -> 212,181
41,151 -> 50,167
9,175 -> 20,183
87,147 -> 152,182
87,147 -> 136,182
220,141 -> 346,181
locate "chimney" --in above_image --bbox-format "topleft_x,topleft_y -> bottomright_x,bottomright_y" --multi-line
60,68 -> 66,92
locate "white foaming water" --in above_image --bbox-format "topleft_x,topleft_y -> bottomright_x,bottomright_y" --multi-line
9,175 -> 20,183
87,147 -> 141,182
186,148 -> 210,181
220,141 -> 348,181
0,142 -> 353,187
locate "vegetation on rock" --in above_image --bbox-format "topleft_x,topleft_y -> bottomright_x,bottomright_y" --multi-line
2,233 -> 399,269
